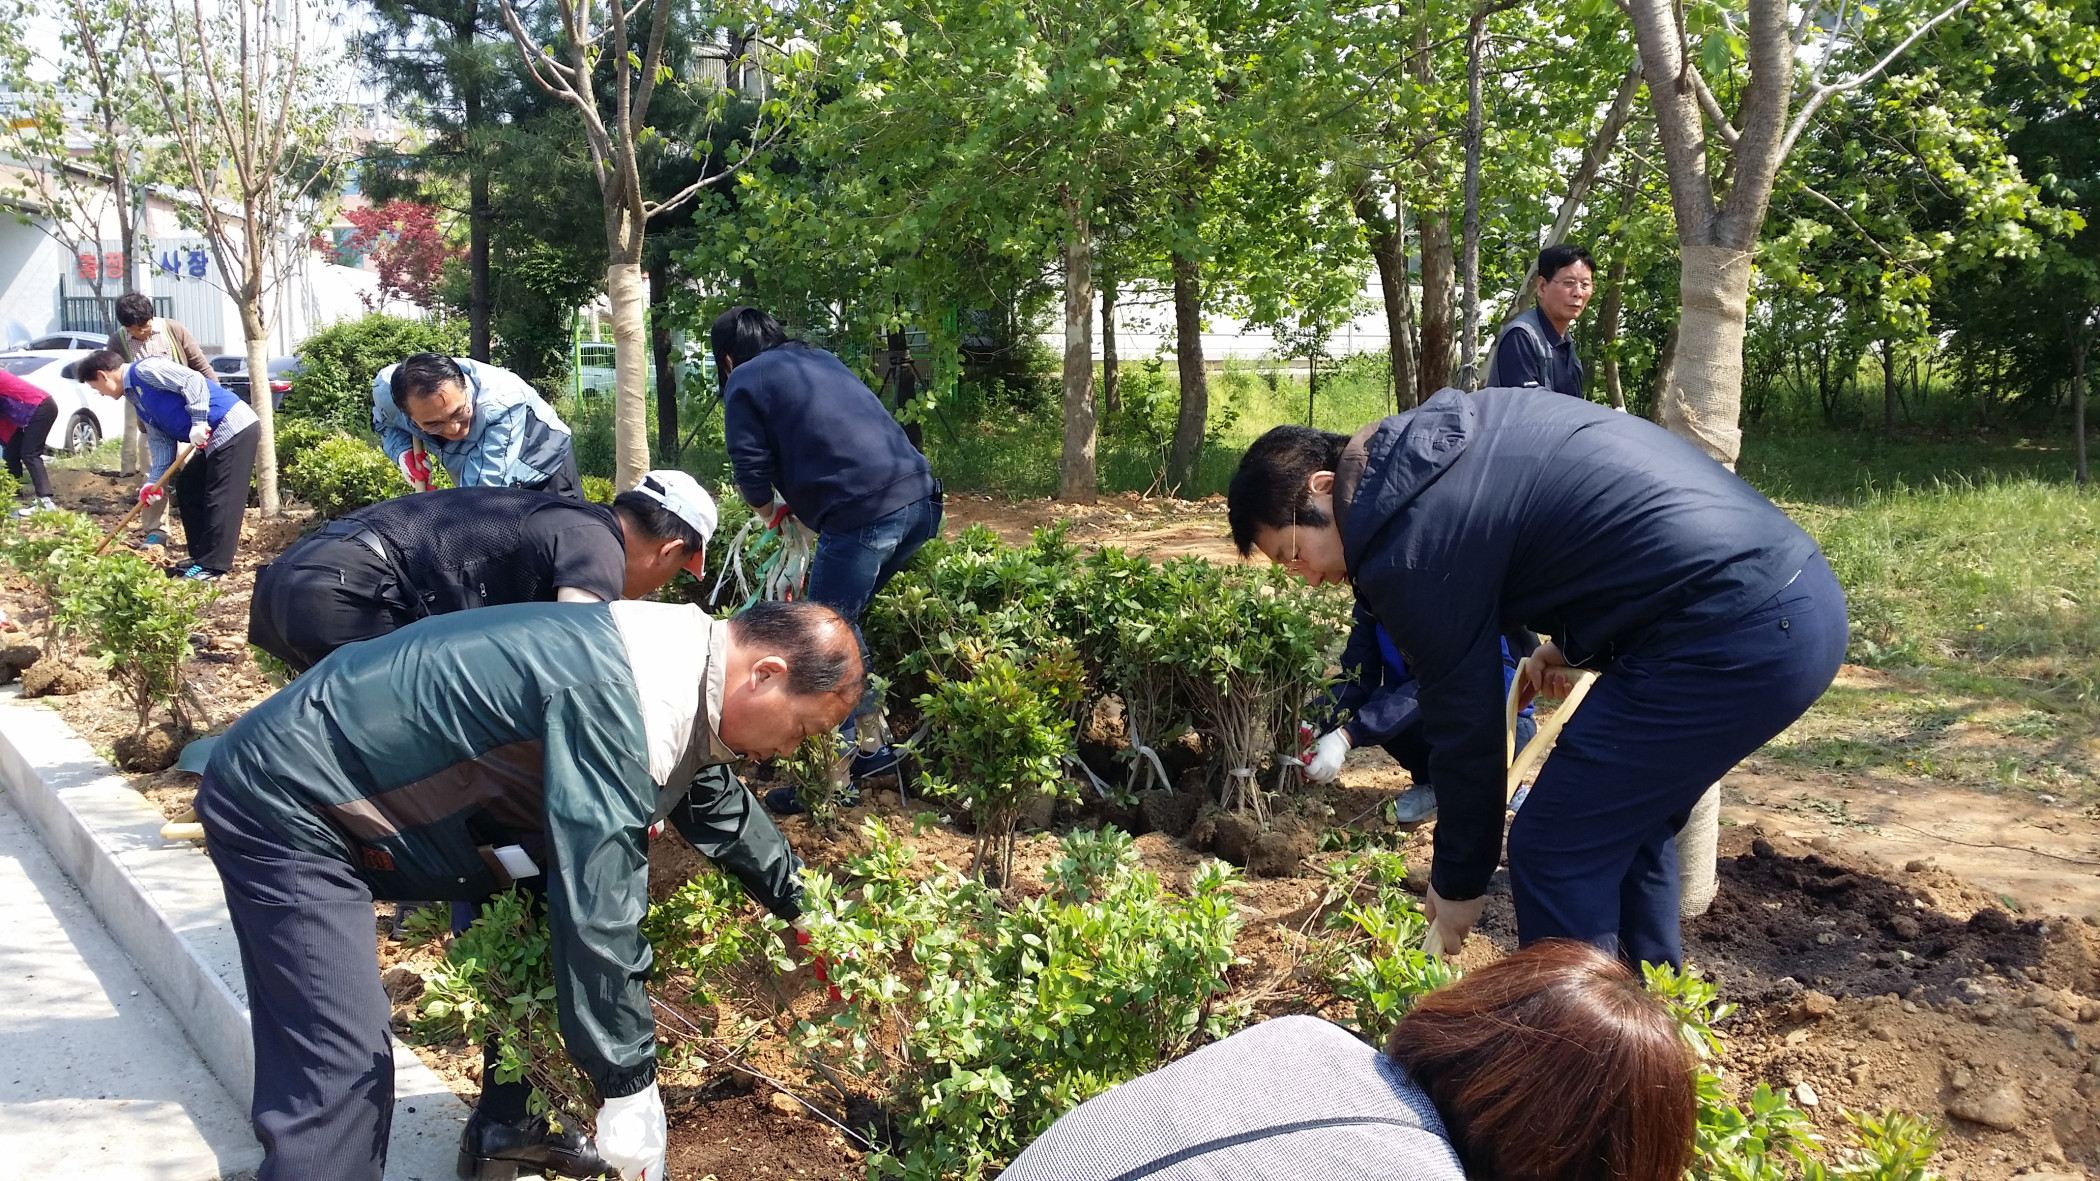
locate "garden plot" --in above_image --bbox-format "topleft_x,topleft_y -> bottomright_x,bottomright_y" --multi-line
0,470 -> 2093,1179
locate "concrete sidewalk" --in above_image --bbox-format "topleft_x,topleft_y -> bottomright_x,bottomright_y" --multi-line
0,793 -> 261,1179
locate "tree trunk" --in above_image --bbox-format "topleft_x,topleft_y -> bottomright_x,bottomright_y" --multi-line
1355,186 -> 1417,413
1458,10 -> 1489,390
1882,334 -> 1898,433
1656,245 -> 1752,467
649,259 -> 678,463
1416,208 -> 1456,402
1650,320 -> 1680,423
239,298 -> 279,517
606,258 -> 651,489
117,167 -> 141,475
1598,254 -> 1629,411
1058,202 -> 1096,503
889,326 -> 923,452
2072,310 -> 2090,488
462,15 -> 492,363
1167,252 -> 1208,493
1100,268 -> 1120,417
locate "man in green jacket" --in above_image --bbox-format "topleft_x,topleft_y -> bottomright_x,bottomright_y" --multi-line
196,598 -> 862,1181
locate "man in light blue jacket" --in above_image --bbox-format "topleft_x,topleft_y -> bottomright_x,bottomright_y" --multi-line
372,352 -> 579,497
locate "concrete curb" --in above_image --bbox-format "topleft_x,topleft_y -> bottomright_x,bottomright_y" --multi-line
0,687 -> 472,1180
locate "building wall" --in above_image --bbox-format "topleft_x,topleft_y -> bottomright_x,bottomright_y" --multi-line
0,218 -> 67,343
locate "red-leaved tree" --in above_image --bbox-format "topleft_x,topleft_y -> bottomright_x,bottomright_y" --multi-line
341,201 -> 454,308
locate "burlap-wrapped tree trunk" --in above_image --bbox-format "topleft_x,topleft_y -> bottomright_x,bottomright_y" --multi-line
1657,245 -> 1753,469
1676,784 -> 1722,917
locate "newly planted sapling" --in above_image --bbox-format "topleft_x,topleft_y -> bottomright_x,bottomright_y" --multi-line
1310,850 -> 1456,1042
73,550 -> 216,735
915,649 -> 1079,883
0,509 -> 103,649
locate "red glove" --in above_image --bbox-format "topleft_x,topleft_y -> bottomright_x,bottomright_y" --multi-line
793,928 -> 841,1002
138,484 -> 166,507
764,501 -> 793,531
399,447 -> 432,490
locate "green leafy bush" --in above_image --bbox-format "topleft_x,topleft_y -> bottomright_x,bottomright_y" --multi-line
283,435 -> 411,517
1308,850 -> 1457,1043
793,820 -> 1244,1179
273,417 -> 333,475
915,649 -> 1080,882
70,550 -> 215,731
0,509 -> 105,648
581,474 -> 616,505
288,313 -> 469,433
414,889 -> 594,1121
642,869 -> 792,1015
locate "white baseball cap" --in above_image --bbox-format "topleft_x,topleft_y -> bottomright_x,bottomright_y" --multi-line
629,470 -> 718,545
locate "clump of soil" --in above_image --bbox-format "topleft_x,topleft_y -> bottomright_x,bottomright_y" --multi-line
21,654 -> 100,697
113,723 -> 185,772
1189,807 -> 1318,877
0,640 -> 41,684
1139,788 -> 1201,838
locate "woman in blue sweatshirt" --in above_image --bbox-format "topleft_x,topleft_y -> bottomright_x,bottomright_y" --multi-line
77,348 -> 259,580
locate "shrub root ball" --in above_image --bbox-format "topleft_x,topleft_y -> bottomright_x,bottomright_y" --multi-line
114,724 -> 184,773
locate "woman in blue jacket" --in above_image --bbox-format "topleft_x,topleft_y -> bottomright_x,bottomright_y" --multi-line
1229,390 -> 1846,970
77,349 -> 259,580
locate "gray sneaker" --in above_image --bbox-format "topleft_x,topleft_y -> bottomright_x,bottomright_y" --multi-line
1391,784 -> 1438,824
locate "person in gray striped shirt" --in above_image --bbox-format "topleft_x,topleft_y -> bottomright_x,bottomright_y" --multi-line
1003,940 -> 1696,1181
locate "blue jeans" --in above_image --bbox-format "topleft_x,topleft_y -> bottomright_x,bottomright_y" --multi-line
1506,551 -> 1848,969
805,492 -> 944,727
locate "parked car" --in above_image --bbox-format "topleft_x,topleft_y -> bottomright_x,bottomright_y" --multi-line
26,332 -> 110,352
208,354 -> 300,409
0,350 -> 125,454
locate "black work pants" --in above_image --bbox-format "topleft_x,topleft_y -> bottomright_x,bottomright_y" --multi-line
4,398 -> 56,499
196,772 -> 394,1181
176,422 -> 258,574
248,524 -> 420,672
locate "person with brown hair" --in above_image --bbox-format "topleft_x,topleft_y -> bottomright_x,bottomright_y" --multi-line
1000,940 -> 1697,1181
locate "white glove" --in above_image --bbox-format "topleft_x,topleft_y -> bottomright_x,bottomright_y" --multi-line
187,422 -> 210,449
596,1081 -> 667,1181
1305,729 -> 1351,783
1423,885 -> 1487,957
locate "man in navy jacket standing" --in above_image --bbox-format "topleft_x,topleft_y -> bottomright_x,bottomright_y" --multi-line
714,306 -> 942,783
1228,390 -> 1847,969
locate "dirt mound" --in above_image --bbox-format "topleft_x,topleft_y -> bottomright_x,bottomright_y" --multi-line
665,1083 -> 863,1180
0,640 -> 41,683
21,655 -> 100,697
112,724 -> 185,772
1189,808 -> 1317,877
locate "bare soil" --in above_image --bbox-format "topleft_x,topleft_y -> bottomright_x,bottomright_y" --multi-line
5,478 -> 2097,1179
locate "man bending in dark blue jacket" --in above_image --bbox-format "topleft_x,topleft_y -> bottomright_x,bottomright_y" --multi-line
1228,390 -> 1847,970
714,306 -> 943,794
1304,604 -> 1533,825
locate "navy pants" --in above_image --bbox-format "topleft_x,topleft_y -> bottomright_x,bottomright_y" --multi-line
1507,552 -> 1848,969
196,774 -> 394,1181
805,492 -> 943,725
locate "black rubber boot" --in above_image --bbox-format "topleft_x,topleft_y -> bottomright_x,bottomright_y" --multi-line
455,1109 -> 613,1180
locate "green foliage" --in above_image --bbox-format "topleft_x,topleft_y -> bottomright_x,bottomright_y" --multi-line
272,417 -> 333,475
581,475 -> 616,505
0,508 -> 107,648
915,650 -> 1080,883
792,819 -> 1244,1180
71,550 -> 215,731
283,435 -> 412,518
1308,850 -> 1456,1043
415,889 -> 594,1121
1646,963 -> 1946,1181
642,869 -> 793,1016
288,313 -> 469,433
774,733 -> 851,829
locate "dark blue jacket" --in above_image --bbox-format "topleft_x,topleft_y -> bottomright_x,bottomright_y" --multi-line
1342,388 -> 1822,900
1483,306 -> 1584,397
1318,605 -> 1528,747
723,342 -> 934,534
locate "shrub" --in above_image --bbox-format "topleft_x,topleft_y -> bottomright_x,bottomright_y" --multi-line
793,820 -> 1244,1179
0,509 -> 105,648
642,869 -> 791,1016
273,417 -> 333,475
288,313 -> 469,433
71,550 -> 215,732
581,474 -> 615,505
1307,850 -> 1456,1043
414,889 -> 594,1122
914,649 -> 1080,882
283,435 -> 411,517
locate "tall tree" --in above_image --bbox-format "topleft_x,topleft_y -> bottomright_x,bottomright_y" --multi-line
360,0 -> 515,360
1625,0 -> 1973,465
497,1 -> 805,488
144,0 -> 347,515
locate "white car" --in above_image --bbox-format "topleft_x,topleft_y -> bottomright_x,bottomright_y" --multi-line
0,350 -> 126,454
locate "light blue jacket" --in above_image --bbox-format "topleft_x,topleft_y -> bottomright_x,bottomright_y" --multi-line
371,357 -> 574,492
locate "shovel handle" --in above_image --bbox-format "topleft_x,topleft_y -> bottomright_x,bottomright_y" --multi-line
1504,654 -> 1598,801
94,444 -> 196,556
